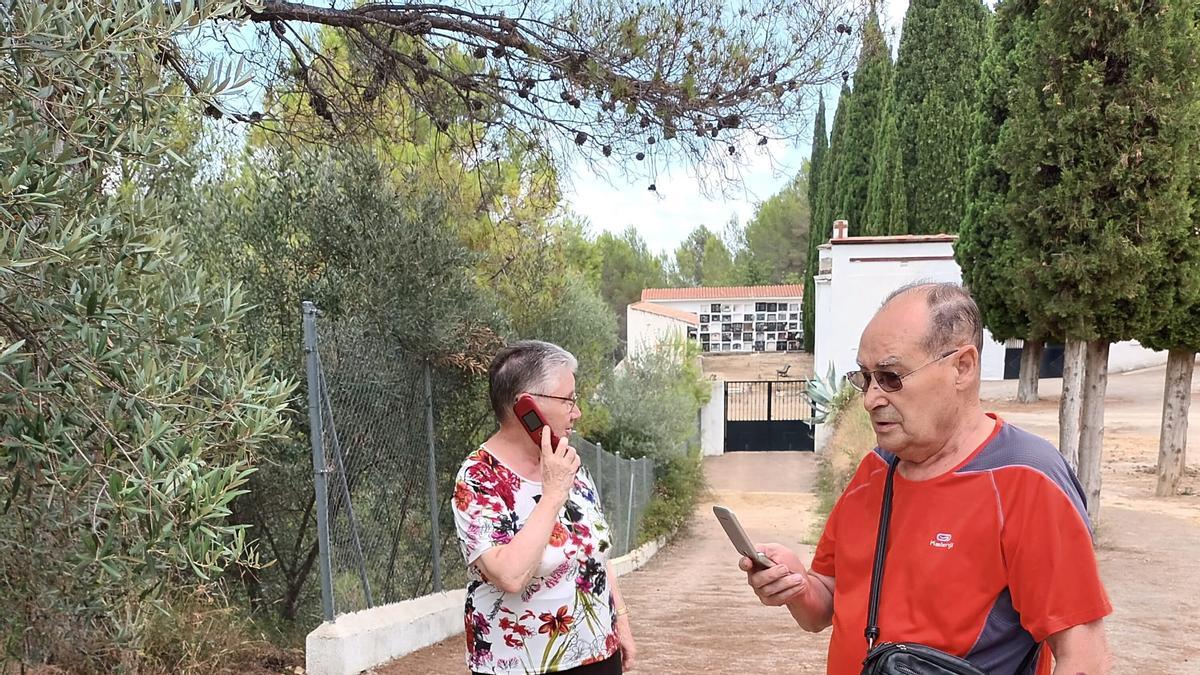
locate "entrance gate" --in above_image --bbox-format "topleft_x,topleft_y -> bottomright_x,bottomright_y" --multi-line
724,380 -> 815,452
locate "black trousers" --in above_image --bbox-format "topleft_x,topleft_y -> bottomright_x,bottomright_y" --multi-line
472,650 -> 621,675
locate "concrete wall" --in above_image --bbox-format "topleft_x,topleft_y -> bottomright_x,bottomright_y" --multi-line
812,250 -> 833,379
306,591 -> 466,675
650,296 -> 803,354
814,239 -> 1164,381
306,537 -> 671,675
1004,338 -> 1165,376
700,379 -> 726,456
817,239 -> 1010,382
1107,340 -> 1166,373
626,306 -> 691,359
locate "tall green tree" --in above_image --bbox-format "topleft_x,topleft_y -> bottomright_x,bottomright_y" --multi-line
0,1 -> 291,668
742,170 -> 811,283
1139,30 -> 1200,495
891,0 -> 991,235
592,228 -> 670,341
995,0 -> 1200,520
1138,207 -> 1200,496
829,9 -> 893,234
863,72 -> 900,235
672,226 -> 737,287
805,84 -> 850,352
957,0 -> 1046,403
806,93 -> 830,243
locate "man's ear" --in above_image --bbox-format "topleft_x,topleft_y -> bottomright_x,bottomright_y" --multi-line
955,346 -> 979,387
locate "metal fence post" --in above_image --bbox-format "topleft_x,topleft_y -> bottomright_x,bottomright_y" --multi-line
303,301 -> 336,622
594,442 -> 603,499
625,457 -> 635,554
424,362 -> 443,592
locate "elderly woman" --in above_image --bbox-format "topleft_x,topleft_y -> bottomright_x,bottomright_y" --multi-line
453,340 -> 637,675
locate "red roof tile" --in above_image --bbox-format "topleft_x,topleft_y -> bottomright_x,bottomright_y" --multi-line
640,285 -> 805,301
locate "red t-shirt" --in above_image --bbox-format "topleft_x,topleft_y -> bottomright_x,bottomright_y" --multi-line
811,416 -> 1111,674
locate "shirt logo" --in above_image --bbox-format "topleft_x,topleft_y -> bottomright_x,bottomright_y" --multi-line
930,532 -> 955,550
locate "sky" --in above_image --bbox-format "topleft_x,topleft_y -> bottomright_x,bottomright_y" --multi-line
189,0 -> 912,256
562,0 -> 910,255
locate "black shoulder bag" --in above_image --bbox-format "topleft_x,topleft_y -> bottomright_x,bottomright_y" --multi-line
861,457 -> 1041,675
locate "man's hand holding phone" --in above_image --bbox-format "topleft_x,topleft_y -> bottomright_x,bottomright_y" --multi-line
739,543 -> 812,607
539,426 -> 579,507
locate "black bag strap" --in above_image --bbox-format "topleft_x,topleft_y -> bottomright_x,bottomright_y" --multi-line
864,455 -> 898,651
864,455 -> 1043,673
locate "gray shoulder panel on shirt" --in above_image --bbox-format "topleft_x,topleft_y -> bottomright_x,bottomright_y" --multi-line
960,423 -> 1090,527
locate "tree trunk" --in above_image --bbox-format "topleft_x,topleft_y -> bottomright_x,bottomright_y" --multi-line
1156,348 -> 1195,497
1077,340 -> 1110,525
1059,339 -> 1086,471
1017,339 -> 1044,403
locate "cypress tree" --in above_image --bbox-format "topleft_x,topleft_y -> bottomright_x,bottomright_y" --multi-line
958,0 -> 1048,403
891,0 -> 990,235
957,0 -> 1034,344
806,93 -> 829,248
1138,1 -> 1200,494
804,84 -> 850,353
864,75 -> 898,235
829,9 -> 892,234
801,94 -> 828,351
997,0 -> 1200,520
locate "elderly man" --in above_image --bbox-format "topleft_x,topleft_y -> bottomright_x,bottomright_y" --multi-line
742,283 -> 1111,674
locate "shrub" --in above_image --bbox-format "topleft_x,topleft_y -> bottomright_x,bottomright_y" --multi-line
809,392 -> 874,542
586,338 -> 709,461
0,2 -> 292,669
637,447 -> 707,544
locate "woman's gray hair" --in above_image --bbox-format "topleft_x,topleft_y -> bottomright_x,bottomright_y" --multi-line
882,282 -> 984,356
488,340 -> 578,420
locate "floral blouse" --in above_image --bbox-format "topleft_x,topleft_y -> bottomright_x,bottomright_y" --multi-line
452,446 -> 618,674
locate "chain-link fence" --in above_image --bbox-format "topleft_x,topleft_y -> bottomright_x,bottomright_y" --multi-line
302,303 -> 659,621
574,438 -> 656,558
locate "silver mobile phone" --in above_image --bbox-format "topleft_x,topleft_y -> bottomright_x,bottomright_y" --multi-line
713,505 -> 774,569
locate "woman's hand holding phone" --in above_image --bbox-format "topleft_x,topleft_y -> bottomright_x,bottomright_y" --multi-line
539,426 -> 579,507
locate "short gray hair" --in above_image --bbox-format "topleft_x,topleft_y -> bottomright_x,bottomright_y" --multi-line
488,340 -> 578,420
882,282 -> 984,356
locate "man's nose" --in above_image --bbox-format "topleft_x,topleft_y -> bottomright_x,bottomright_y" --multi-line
862,378 -> 889,410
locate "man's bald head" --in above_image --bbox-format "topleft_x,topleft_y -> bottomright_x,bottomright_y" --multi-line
881,282 -> 984,357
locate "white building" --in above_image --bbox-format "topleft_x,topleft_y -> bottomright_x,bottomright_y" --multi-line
629,285 -> 805,358
812,228 -> 1166,382
625,302 -> 699,359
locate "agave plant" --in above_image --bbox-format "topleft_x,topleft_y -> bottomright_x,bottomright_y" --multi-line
806,362 -> 847,424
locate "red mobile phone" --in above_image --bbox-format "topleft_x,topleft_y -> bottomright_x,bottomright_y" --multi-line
513,394 -> 562,450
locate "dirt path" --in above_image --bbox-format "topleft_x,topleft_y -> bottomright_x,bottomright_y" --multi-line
374,452 -> 829,674
376,363 -> 1200,674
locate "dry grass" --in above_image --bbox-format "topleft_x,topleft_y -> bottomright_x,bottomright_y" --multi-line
700,352 -> 815,381
807,394 -> 873,543
137,589 -> 304,675
2,587 -> 304,675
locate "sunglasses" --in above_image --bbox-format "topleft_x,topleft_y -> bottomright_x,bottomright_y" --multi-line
845,348 -> 964,393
